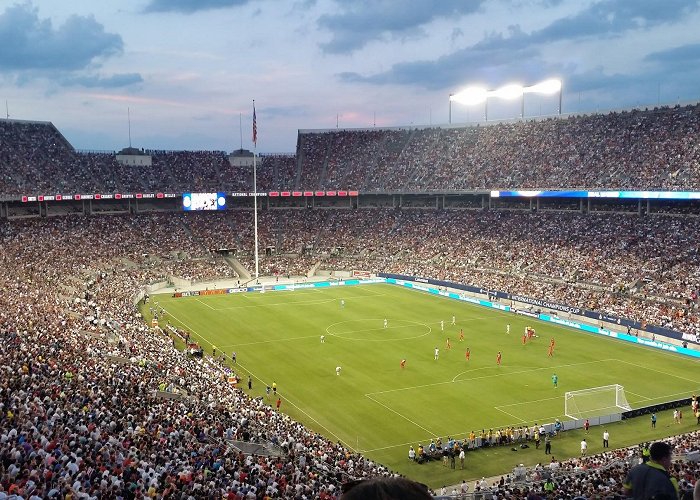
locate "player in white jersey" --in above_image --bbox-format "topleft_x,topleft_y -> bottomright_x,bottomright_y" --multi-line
383,318 -> 388,328
434,347 -> 440,360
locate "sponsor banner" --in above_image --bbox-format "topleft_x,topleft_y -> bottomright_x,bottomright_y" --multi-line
514,309 -> 539,319
199,289 -> 226,296
352,270 -> 371,279
510,294 -> 581,315
385,277 -> 509,312
682,332 -> 699,343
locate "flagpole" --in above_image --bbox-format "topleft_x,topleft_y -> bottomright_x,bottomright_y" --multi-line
252,100 -> 259,280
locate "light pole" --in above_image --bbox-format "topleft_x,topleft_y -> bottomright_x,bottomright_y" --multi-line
448,93 -> 453,124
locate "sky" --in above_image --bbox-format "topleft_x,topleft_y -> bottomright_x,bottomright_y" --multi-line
1,0 -> 699,153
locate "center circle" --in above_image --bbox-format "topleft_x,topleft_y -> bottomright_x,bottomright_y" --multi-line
326,319 -> 432,341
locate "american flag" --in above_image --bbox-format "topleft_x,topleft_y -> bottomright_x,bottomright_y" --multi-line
252,102 -> 257,146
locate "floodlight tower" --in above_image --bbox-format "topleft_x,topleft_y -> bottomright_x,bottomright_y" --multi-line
450,78 -> 562,122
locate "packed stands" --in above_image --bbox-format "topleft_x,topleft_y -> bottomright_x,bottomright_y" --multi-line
2,104 -> 700,498
3,104 -> 700,195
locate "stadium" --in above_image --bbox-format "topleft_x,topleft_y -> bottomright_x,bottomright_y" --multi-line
2,99 -> 700,499
4,0 -> 700,497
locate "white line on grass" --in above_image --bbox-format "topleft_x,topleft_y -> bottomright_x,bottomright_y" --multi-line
624,390 -> 652,401
216,334 -> 320,347
163,309 -> 214,348
367,359 -> 617,397
617,359 -> 699,385
209,298 -> 337,310
160,309 -> 354,451
493,406 -> 528,423
195,298 -> 216,310
364,393 -> 438,438
496,395 -> 563,408
260,382 -> 357,451
451,366 -> 505,382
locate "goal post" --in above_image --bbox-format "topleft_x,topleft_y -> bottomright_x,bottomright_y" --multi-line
565,384 -> 631,419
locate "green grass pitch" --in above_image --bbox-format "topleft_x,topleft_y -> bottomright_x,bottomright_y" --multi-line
150,283 -> 700,487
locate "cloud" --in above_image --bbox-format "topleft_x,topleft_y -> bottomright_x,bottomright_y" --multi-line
59,73 -> 144,88
0,3 -> 123,71
339,42 -> 546,90
318,0 -> 485,54
337,0 -> 700,91
644,42 -> 700,65
143,0 -> 252,14
0,3 -> 141,88
496,0 -> 700,49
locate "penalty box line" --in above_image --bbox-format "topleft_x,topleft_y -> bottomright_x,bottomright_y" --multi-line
365,359 -> 618,398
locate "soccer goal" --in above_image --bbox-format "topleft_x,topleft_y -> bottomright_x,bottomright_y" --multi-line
565,384 -> 632,419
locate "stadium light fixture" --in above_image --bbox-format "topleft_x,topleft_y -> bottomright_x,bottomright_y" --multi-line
524,78 -> 561,95
488,84 -> 524,100
449,78 -> 563,123
449,87 -> 488,124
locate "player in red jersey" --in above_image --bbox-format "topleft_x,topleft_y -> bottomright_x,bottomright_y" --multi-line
400,359 -> 406,369
547,343 -> 554,357
496,351 -> 502,365
465,348 -> 471,361
446,337 -> 452,349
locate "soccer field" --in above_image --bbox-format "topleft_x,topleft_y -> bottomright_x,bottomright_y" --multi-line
152,283 -> 700,485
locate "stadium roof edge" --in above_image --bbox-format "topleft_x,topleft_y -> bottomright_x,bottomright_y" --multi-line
299,99 -> 700,135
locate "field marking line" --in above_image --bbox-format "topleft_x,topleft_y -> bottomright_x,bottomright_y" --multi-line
451,366 -> 505,382
625,390 -> 652,401
326,318 -> 432,342
493,406 -> 529,423
209,298 -> 337,310
162,309 -> 214,348
195,298 -> 216,310
496,395 -> 563,408
216,334 -> 321,347
237,369 -> 354,452
633,388 -> 700,403
159,308 -> 356,450
366,359 -> 617,397
330,324 -> 425,335
617,359 -> 699,385
364,393 -> 438,438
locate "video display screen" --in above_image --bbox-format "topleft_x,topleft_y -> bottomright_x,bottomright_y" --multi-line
182,192 -> 227,211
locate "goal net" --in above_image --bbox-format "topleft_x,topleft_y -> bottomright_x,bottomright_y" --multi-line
565,384 -> 632,419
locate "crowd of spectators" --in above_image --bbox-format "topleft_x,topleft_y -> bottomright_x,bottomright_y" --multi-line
3,103 -> 700,195
1,209 -> 700,498
462,431 -> 700,499
0,215 -> 401,499
169,208 -> 700,335
3,104 -> 700,498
